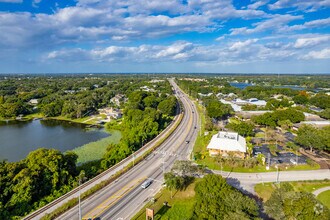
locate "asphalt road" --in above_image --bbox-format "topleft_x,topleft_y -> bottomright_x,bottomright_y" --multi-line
56,79 -> 199,220
213,169 -> 330,193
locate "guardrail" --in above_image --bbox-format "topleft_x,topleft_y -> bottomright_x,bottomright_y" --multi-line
24,100 -> 184,220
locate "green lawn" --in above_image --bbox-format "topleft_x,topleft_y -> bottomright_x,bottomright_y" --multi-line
255,180 -> 330,203
196,155 -> 319,173
132,180 -> 198,220
71,130 -> 122,164
254,182 -> 276,201
290,181 -> 330,193
317,190 -> 330,209
50,115 -> 95,124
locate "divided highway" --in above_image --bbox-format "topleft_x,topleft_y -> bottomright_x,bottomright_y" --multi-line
55,79 -> 199,220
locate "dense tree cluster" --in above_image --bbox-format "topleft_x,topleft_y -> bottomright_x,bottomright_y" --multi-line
310,94 -> 330,109
226,121 -> 254,137
204,99 -> 233,120
265,183 -> 330,220
101,91 -> 177,169
193,175 -> 259,219
265,98 -> 292,110
0,75 -> 175,119
0,149 -> 78,219
295,125 -> 330,152
252,108 -> 305,127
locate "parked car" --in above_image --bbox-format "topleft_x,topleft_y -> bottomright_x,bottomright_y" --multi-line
290,159 -> 297,165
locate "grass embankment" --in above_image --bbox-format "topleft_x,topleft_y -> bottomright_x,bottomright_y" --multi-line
48,115 -> 105,125
255,180 -> 330,208
72,130 -> 122,164
317,190 -> 330,208
132,180 -> 198,220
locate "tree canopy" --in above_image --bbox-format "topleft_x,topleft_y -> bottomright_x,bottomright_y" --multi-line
193,174 -> 259,220
265,183 -> 330,220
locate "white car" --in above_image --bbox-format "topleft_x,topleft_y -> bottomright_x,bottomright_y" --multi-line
141,179 -> 152,189
290,159 -> 297,165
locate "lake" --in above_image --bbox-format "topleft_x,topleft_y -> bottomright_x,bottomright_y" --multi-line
230,82 -> 253,89
0,119 -> 109,162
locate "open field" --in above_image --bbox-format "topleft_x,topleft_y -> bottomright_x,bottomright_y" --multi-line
72,130 -> 122,164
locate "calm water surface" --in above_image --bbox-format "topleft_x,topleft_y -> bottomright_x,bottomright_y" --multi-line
230,82 -> 253,89
0,119 -> 109,162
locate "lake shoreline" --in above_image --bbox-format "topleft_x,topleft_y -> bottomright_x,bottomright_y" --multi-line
0,119 -> 111,162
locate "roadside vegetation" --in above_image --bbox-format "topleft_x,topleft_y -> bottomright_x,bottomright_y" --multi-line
72,130 -> 122,164
264,182 -> 330,219
133,173 -> 259,220
255,179 -> 330,206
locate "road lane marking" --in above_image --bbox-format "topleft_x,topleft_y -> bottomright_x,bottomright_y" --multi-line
82,176 -> 146,220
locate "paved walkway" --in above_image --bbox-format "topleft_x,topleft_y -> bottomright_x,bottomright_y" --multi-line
312,186 -> 330,196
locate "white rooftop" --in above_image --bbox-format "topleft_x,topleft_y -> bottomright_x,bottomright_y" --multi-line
207,131 -> 246,153
220,99 -> 241,112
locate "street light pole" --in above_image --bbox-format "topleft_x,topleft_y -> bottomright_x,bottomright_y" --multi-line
132,151 -> 135,167
78,177 -> 81,220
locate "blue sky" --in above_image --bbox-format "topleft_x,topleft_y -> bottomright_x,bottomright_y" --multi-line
0,0 -> 329,73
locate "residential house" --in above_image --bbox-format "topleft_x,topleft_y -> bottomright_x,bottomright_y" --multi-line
98,107 -> 122,119
110,94 -> 125,107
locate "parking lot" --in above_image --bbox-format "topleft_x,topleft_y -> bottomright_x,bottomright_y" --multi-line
253,145 -> 307,166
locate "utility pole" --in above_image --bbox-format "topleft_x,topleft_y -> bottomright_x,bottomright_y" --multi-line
162,155 -> 165,174
132,151 -> 135,167
78,171 -> 84,220
78,177 -> 81,220
275,165 -> 279,183
296,150 -> 298,166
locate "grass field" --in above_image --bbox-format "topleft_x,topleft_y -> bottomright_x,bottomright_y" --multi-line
72,130 -> 122,164
255,180 -> 330,206
317,190 -> 330,208
132,180 -> 198,220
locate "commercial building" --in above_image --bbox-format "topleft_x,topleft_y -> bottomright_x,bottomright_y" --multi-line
207,132 -> 246,158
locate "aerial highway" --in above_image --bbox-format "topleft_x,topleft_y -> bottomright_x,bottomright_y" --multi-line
55,79 -> 199,220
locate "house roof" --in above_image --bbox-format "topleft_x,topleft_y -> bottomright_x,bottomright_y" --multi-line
207,131 -> 246,153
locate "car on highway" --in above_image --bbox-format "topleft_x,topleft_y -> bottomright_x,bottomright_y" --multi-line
141,179 -> 152,189
185,140 -> 190,144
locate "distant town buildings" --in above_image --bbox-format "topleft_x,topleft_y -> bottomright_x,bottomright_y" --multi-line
140,86 -> 155,92
233,98 -> 267,106
207,131 -> 246,158
220,98 -> 267,112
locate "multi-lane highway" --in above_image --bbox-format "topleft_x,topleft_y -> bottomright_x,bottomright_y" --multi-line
56,79 -> 199,220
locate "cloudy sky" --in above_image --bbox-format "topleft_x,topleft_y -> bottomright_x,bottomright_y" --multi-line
0,0 -> 329,73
